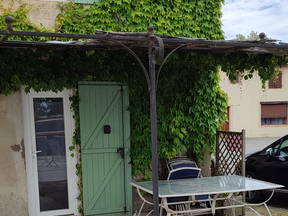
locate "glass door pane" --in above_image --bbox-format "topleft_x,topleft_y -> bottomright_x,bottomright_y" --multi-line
33,98 -> 69,211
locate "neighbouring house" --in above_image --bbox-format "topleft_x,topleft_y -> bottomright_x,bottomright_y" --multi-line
220,66 -> 288,153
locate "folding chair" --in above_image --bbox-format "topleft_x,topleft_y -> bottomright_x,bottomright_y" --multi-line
166,167 -> 211,215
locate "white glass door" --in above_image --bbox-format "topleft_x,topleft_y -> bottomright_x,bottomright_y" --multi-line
22,90 -> 77,216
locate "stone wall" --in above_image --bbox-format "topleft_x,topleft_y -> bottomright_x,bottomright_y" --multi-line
0,92 -> 28,216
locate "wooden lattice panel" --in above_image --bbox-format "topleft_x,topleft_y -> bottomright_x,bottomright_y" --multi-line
216,130 -> 245,176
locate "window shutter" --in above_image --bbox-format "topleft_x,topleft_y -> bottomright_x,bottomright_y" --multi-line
268,71 -> 282,88
261,104 -> 287,118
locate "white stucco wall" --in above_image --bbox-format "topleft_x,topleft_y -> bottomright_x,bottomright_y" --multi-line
0,92 -> 28,216
220,67 -> 288,138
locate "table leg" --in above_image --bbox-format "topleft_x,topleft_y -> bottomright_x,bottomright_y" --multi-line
162,198 -> 172,216
136,188 -> 154,216
212,194 -> 218,215
229,190 -> 275,216
264,203 -> 272,216
137,201 -> 145,216
226,197 -> 236,216
160,198 -> 163,216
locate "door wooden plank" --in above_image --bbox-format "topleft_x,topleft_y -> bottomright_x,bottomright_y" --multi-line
79,83 -> 131,216
82,148 -> 118,154
82,90 -> 122,149
86,157 -> 122,210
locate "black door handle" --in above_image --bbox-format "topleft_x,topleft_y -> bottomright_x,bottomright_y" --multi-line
117,147 -> 125,159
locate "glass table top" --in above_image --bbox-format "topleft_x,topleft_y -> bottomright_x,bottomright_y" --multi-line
131,175 -> 284,198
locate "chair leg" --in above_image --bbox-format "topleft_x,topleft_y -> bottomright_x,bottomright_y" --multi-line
137,201 -> 145,216
264,203 -> 272,216
160,199 -> 164,216
227,199 -> 236,216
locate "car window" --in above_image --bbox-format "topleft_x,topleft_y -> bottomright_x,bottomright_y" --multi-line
279,140 -> 288,153
261,137 -> 288,156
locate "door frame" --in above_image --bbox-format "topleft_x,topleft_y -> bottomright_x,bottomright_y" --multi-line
22,89 -> 78,216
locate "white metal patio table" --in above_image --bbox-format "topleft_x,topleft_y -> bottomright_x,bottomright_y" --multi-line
132,175 -> 284,216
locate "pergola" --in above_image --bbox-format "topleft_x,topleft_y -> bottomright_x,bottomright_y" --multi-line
1,16 -> 288,216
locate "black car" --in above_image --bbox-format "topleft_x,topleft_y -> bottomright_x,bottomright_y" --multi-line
246,135 -> 288,202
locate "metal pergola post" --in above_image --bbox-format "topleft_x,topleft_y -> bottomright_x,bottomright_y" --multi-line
148,38 -> 160,216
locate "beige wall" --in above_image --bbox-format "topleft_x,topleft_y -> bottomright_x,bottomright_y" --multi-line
0,0 -> 60,214
0,92 -> 28,216
220,67 -> 288,138
1,0 -> 68,29
0,1 -> 70,215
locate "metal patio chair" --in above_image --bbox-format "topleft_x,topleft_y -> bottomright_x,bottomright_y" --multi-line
166,167 -> 211,215
167,167 -> 209,201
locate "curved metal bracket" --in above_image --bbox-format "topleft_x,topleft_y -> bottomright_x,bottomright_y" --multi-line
112,40 -> 151,90
156,43 -> 191,88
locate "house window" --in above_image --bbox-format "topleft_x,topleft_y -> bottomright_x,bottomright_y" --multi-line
268,71 -> 282,88
261,103 -> 287,125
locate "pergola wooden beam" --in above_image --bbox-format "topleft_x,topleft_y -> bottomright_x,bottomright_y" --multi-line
1,29 -> 288,54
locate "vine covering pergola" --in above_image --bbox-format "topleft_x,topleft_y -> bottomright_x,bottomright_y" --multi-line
1,17 -> 288,215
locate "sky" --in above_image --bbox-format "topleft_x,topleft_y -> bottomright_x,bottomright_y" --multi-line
222,0 -> 288,42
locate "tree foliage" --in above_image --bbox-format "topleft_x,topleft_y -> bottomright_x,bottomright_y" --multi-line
235,31 -> 260,40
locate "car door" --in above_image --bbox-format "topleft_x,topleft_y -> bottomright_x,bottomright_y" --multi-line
252,137 -> 288,188
272,139 -> 288,188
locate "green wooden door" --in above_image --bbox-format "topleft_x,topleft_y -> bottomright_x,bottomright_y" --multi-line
79,82 -> 132,216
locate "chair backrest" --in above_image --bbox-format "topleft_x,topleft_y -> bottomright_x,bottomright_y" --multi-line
168,156 -> 192,164
169,161 -> 198,170
167,167 -> 202,203
167,167 -> 201,180
167,157 -> 197,170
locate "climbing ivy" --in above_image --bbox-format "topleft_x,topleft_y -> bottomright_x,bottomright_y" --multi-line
55,0 -> 227,177
0,0 -> 48,40
56,0 -> 224,39
218,53 -> 288,86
